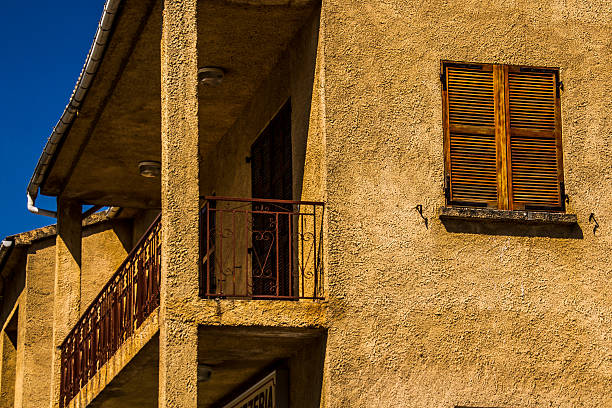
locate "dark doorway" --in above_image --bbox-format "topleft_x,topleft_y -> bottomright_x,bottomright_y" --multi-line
250,101 -> 293,297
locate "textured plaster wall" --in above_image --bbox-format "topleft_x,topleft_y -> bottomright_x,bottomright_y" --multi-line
0,270 -> 24,339
0,217 -> 135,408
289,336 -> 326,408
132,210 -> 160,248
0,331 -> 16,408
200,8 -> 322,203
160,0 -> 200,406
51,199 -> 83,408
321,0 -> 612,406
198,10 -> 323,296
13,239 -> 55,408
81,221 -> 131,314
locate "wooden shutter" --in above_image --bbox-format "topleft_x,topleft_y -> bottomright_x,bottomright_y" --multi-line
443,63 -> 498,207
507,67 -> 564,210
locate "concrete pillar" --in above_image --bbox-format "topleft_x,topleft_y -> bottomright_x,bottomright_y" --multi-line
159,0 -> 200,406
50,198 -> 82,408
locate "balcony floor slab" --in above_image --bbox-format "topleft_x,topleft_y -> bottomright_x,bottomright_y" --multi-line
189,298 -> 328,328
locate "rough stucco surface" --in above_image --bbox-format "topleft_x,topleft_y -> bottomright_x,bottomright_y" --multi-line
80,222 -> 130,315
6,0 -> 611,406
289,336 -> 326,408
199,7 -> 321,202
50,199 -> 82,408
321,0 -> 611,406
160,0 -> 200,407
0,213 -> 134,408
0,332 -> 16,408
13,239 -> 55,408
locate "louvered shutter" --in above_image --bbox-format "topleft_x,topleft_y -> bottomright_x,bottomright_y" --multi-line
507,68 -> 563,210
443,64 -> 498,207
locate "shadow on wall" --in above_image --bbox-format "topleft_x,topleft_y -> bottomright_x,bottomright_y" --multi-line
291,6 -> 321,203
441,218 -> 583,239
81,219 -> 134,253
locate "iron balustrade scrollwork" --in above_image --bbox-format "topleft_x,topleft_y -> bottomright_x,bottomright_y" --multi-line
199,197 -> 324,300
59,214 -> 161,408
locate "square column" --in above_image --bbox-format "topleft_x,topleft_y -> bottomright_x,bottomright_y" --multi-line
159,0 -> 200,407
50,198 -> 82,408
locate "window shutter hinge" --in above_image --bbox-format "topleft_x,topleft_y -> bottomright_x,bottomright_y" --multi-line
444,175 -> 451,203
557,80 -> 564,97
560,182 -> 569,205
440,72 -> 446,90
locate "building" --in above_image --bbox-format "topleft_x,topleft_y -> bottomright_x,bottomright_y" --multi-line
1,0 -> 611,407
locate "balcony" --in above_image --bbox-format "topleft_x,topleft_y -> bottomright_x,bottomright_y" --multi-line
58,195 -> 324,406
59,215 -> 161,408
200,197 -> 325,300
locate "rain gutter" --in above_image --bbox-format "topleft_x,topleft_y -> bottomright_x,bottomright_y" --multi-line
26,0 -> 122,218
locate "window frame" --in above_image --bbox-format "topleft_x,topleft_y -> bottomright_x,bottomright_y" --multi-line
441,60 -> 566,212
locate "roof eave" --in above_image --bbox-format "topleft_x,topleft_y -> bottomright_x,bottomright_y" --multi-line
27,0 -> 123,201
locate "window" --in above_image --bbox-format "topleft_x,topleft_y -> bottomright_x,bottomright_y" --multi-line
441,61 -> 565,211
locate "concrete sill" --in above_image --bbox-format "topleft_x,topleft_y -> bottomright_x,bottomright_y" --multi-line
439,206 -> 578,225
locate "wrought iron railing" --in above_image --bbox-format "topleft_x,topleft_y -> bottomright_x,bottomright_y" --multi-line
200,197 -> 324,299
60,214 -> 161,407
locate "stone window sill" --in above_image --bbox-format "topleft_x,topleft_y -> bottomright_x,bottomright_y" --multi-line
439,206 -> 578,225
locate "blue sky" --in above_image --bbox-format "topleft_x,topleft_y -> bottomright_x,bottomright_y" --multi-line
0,1 -> 105,237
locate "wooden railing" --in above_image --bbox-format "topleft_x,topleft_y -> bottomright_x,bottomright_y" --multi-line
59,214 -> 161,407
200,197 -> 324,299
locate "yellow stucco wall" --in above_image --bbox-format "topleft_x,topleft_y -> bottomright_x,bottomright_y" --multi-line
14,239 -> 55,408
198,9 -> 324,297
320,0 -> 612,406
4,1 -> 611,406
200,8 -> 323,203
0,331 -> 16,408
0,217 -> 135,408
81,221 -> 131,315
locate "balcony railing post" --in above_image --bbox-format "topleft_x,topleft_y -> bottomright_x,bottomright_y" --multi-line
206,203 -> 210,296
288,210 -> 293,298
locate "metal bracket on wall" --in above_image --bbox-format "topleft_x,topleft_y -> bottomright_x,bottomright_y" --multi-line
444,176 -> 451,203
415,204 -> 428,229
589,213 -> 599,235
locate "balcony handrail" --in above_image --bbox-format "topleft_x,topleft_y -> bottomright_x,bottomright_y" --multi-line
59,213 -> 161,407
200,197 -> 325,300
201,195 -> 325,207
60,212 -> 161,349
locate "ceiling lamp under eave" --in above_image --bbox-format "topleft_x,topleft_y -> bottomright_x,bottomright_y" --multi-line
198,67 -> 224,86
138,161 -> 161,178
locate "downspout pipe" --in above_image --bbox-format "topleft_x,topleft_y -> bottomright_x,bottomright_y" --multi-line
27,192 -> 57,218
26,0 -> 122,217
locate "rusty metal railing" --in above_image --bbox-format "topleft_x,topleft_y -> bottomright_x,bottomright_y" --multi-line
200,197 -> 324,300
59,214 -> 161,407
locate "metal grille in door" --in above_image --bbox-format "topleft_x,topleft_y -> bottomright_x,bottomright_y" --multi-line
250,101 -> 293,297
